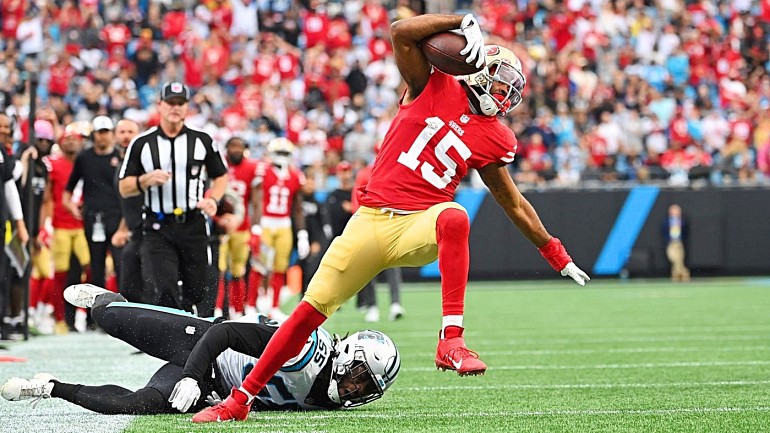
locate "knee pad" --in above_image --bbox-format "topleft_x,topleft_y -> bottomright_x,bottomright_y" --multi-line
436,208 -> 470,241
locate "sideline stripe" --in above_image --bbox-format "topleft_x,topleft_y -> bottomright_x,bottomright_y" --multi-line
420,189 -> 487,278
406,360 -> 770,371
593,185 -> 660,275
0,355 -> 26,362
396,379 -> 770,392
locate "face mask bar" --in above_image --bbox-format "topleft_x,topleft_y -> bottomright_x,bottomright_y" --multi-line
335,349 -> 384,407
472,61 -> 526,116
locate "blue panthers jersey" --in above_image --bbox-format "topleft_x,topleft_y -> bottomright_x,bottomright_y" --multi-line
215,315 -> 335,410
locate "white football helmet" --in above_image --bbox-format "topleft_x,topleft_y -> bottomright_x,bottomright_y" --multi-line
327,330 -> 400,408
461,45 -> 526,117
267,137 -> 295,169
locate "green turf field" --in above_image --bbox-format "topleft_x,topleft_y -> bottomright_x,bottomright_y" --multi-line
2,277 -> 770,433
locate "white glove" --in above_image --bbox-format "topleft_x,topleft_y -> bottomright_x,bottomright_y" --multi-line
297,229 -> 310,260
459,14 -> 485,69
168,377 -> 201,412
560,262 -> 591,286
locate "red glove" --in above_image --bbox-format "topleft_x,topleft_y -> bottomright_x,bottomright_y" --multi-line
249,225 -> 262,255
538,237 -> 572,272
37,227 -> 52,249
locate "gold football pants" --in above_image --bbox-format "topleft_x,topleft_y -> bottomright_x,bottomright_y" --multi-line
303,203 -> 465,317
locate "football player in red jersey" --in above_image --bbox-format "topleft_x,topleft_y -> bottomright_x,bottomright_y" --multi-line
245,137 -> 308,321
194,13 -> 589,423
41,122 -> 91,334
215,137 -> 259,319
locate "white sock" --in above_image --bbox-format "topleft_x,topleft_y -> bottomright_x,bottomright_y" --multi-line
441,315 -> 463,338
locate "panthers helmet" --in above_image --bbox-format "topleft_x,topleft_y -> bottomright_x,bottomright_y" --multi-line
461,45 -> 526,117
327,330 -> 400,408
267,137 -> 295,169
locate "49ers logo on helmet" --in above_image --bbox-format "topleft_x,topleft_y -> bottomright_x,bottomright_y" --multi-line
486,46 -> 500,56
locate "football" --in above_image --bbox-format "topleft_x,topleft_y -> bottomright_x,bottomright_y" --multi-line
419,31 -> 484,76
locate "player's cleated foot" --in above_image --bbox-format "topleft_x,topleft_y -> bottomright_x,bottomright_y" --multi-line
64,284 -> 111,309
192,388 -> 250,423
364,306 -> 380,323
389,303 -> 405,321
1,373 -> 57,405
435,332 -> 487,376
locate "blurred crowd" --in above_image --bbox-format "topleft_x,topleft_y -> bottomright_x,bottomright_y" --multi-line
2,0 -> 770,336
0,0 -> 766,191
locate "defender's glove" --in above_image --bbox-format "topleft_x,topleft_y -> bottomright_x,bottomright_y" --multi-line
459,14 -> 485,69
169,377 -> 201,412
205,391 -> 223,407
297,229 -> 310,260
538,237 -> 590,286
249,225 -> 262,254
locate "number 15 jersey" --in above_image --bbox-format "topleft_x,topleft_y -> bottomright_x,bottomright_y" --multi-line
359,70 -> 518,212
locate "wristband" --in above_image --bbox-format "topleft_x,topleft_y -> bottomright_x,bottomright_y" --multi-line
251,225 -> 262,236
136,175 -> 144,193
297,229 -> 309,239
538,237 -> 572,272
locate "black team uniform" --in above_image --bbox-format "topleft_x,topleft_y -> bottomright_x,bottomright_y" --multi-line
65,146 -> 123,290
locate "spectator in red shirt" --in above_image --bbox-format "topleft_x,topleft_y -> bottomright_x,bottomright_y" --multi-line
2,0 -> 25,40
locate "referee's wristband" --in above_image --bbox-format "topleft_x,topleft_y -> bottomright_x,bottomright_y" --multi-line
136,175 -> 144,193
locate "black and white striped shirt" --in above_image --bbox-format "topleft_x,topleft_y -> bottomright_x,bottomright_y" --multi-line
119,125 -> 228,214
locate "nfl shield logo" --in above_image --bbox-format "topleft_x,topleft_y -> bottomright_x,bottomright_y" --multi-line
171,82 -> 183,93
460,114 -> 470,124
191,166 -> 200,176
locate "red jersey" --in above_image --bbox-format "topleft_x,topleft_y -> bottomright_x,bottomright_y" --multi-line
256,162 -> 305,219
227,158 -> 259,231
351,164 -> 373,213
48,155 -> 82,230
359,71 -> 517,211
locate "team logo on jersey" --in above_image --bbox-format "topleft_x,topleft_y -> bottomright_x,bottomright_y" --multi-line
191,166 -> 200,176
460,114 -> 470,124
110,157 -> 118,167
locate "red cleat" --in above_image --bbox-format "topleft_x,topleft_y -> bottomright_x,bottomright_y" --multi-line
192,388 -> 250,423
435,332 -> 487,376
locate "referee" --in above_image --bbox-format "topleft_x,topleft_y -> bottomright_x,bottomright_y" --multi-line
118,82 -> 227,313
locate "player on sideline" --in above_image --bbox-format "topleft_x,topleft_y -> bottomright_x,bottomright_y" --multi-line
0,284 -> 400,414
193,13 -> 589,423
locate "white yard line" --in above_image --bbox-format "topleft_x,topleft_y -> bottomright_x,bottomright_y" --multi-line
396,379 -> 770,392
406,360 -> 770,371
173,406 -> 770,424
475,345 -> 770,356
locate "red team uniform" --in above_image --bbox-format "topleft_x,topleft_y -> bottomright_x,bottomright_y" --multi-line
246,160 -> 304,315
47,155 -> 90,323
194,15 -> 588,423
360,71 -> 517,210
216,157 -> 259,317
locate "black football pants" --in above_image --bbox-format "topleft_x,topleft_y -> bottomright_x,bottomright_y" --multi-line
50,292 -> 217,414
142,212 -> 211,312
